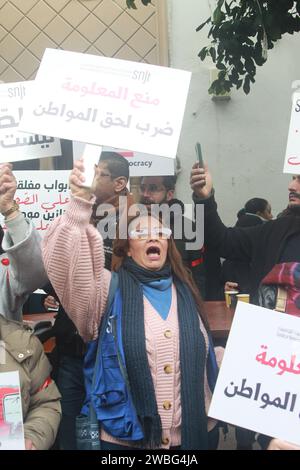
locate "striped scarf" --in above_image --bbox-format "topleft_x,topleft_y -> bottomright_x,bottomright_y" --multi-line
118,257 -> 209,449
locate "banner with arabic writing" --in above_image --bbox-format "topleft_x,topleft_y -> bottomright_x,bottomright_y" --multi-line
209,302 -> 300,446
19,49 -> 191,159
0,81 -> 61,163
284,92 -> 300,174
0,171 -> 69,234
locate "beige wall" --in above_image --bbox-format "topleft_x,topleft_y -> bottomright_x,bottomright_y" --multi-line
0,0 -> 168,82
0,0 -> 168,173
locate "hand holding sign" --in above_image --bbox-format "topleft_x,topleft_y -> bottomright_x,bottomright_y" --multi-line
0,163 -> 18,216
69,159 -> 93,201
81,144 -> 101,188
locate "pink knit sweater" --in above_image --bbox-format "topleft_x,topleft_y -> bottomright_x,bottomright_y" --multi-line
42,195 -> 218,449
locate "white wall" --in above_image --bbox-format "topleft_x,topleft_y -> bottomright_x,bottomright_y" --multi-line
168,0 -> 299,225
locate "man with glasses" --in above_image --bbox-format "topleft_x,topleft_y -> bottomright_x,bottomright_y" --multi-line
139,175 -> 206,297
91,151 -> 132,268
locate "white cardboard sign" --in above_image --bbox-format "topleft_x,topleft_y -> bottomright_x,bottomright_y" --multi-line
0,81 -> 61,163
284,92 -> 300,174
0,171 -> 69,234
19,49 -> 191,159
73,142 -> 175,176
209,302 -> 300,446
0,371 -> 25,450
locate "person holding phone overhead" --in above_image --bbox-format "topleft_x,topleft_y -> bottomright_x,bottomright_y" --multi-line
195,142 -> 204,169
192,143 -> 223,301
190,163 -> 300,450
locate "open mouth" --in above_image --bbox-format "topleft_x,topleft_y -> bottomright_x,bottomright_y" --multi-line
146,245 -> 161,259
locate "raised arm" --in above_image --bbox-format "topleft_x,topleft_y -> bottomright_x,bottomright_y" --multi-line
0,164 -> 48,321
190,163 -> 258,262
42,160 -> 111,341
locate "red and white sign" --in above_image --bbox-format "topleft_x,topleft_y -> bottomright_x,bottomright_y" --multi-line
284,93 -> 300,174
19,49 -> 191,159
209,302 -> 300,446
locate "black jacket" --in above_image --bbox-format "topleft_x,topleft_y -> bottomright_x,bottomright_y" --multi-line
220,214 -> 264,293
42,283 -> 86,357
194,192 -> 300,301
167,198 -> 206,298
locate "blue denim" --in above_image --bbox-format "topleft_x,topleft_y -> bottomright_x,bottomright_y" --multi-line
56,355 -> 86,450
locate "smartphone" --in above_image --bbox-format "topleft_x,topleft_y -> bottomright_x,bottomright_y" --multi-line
81,144 -> 102,187
195,142 -> 204,168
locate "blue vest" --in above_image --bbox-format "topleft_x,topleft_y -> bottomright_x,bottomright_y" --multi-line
81,274 -> 144,441
81,274 -> 219,442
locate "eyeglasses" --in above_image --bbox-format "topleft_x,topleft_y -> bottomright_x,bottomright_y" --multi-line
129,227 -> 172,240
98,172 -> 112,178
139,184 -> 166,194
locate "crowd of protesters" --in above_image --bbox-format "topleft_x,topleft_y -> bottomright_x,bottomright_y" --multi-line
1,153 -> 300,451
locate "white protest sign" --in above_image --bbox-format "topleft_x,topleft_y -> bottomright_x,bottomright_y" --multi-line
0,371 -> 25,450
209,302 -> 300,446
0,171 -> 69,233
0,81 -> 61,163
284,92 -> 300,174
73,142 -> 175,176
19,49 -> 191,159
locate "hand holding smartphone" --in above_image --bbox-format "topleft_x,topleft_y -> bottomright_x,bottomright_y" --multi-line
195,142 -> 204,168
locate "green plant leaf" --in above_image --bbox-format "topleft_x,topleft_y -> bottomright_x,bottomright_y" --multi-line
245,57 -> 256,75
126,0 -> 137,9
197,0 -> 300,94
209,46 -> 217,62
236,79 -> 243,90
196,18 -> 211,32
225,1 -> 231,16
213,7 -> 226,26
243,76 -> 251,94
198,47 -> 208,60
216,62 -> 227,70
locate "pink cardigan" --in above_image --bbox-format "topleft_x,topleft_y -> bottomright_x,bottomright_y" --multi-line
42,195 -> 219,448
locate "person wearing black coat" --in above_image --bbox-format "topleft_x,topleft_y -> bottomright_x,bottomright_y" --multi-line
190,166 -> 300,450
190,170 -> 300,304
220,198 -> 273,294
